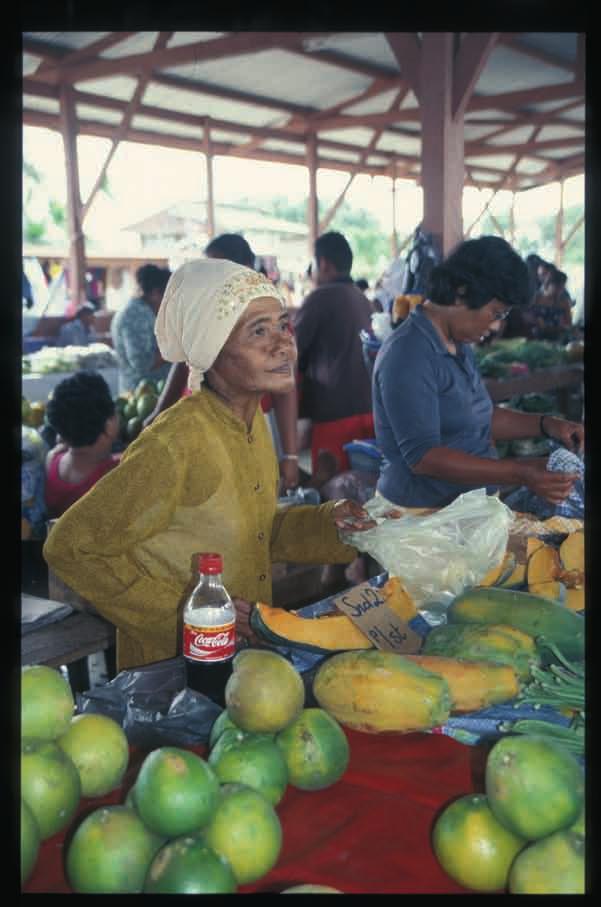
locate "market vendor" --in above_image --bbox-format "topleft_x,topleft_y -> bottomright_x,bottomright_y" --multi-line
43,258 -> 375,672
372,236 -> 584,510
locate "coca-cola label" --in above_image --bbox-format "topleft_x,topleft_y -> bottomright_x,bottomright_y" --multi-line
183,620 -> 236,663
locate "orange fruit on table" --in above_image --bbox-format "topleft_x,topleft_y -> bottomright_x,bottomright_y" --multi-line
485,734 -> 584,840
65,804 -> 164,893
144,836 -> 238,893
57,713 -> 129,797
508,827 -> 585,894
208,729 -> 289,805
275,707 -> 350,791
21,740 -> 81,840
21,664 -> 74,742
203,782 -> 282,885
21,798 -> 40,886
225,648 -> 305,734
133,746 -> 219,837
432,792 -> 527,892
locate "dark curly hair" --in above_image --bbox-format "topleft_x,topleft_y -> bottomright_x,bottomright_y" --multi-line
205,233 -> 255,268
46,370 -> 115,447
315,231 -> 353,275
136,264 -> 171,296
427,236 -> 530,310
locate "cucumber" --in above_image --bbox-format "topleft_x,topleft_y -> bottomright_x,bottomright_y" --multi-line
447,587 -> 584,664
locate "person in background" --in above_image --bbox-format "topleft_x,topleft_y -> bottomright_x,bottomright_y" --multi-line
44,371 -> 121,519
530,265 -> 573,340
43,258 -> 375,671
143,234 -> 300,491
56,301 -> 98,347
111,264 -> 171,393
294,231 -> 374,488
372,236 -> 583,511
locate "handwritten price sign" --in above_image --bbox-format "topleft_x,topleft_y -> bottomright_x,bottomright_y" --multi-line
332,582 -> 422,653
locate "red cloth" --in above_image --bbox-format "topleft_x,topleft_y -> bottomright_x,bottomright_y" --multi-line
311,411 -> 375,474
23,732 -> 491,894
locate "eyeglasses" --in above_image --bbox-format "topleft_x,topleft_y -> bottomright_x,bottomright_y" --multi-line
493,308 -> 512,323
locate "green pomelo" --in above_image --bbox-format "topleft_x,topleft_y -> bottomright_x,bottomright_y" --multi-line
485,735 -> 584,839
432,793 -> 527,893
208,732 -> 288,805
133,746 -> 219,837
57,713 -> 129,797
66,805 -> 162,893
276,708 -> 349,791
209,710 -> 244,749
281,884 -> 343,893
203,783 -> 282,885
21,665 -> 74,742
508,828 -> 585,894
21,798 -> 40,886
144,836 -> 237,893
21,740 -> 81,840
225,649 -> 304,734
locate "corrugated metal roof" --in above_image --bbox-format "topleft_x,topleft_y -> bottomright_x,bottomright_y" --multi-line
22,31 -> 584,192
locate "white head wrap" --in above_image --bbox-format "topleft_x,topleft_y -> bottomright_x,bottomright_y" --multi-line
154,258 -> 286,390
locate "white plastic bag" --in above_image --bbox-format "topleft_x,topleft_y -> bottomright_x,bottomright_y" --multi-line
343,489 -> 514,622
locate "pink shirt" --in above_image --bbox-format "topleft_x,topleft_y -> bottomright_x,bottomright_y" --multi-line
45,450 -> 120,518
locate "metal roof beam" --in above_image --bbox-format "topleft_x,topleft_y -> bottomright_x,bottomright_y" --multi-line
26,32 -> 337,85
468,79 -> 585,112
497,33 -> 578,76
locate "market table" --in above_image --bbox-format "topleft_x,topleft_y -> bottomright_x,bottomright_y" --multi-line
23,730 -> 491,894
484,363 -> 583,410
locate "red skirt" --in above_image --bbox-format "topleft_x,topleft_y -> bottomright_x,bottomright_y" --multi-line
311,412 -> 374,473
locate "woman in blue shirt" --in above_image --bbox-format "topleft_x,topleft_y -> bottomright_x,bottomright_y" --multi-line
372,236 -> 583,509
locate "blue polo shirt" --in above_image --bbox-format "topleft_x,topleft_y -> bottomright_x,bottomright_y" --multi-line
372,304 -> 498,507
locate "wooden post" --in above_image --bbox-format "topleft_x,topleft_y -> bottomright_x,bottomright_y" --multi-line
555,177 -> 565,268
391,167 -> 399,257
419,33 -> 465,256
306,132 -> 319,256
59,83 -> 86,308
204,118 -> 215,241
509,190 -> 516,245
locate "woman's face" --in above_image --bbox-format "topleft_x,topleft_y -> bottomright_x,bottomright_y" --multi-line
450,298 -> 511,344
210,296 -> 297,396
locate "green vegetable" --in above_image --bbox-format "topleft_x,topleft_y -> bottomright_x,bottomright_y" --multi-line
499,640 -> 585,757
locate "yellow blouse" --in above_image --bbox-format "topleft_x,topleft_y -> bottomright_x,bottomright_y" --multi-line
43,390 -> 356,671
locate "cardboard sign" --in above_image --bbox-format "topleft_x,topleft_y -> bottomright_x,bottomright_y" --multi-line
332,581 -> 422,653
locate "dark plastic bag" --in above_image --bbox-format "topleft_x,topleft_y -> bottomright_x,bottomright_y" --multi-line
75,655 -> 222,747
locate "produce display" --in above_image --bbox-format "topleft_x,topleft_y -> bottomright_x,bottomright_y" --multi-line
22,342 -> 118,375
432,734 -> 584,893
474,338 -> 570,378
113,376 -> 164,444
21,514 -> 586,894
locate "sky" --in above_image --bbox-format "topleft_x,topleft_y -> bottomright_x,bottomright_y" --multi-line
23,124 -> 584,251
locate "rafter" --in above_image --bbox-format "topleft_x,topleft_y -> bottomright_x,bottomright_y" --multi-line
28,32 -> 336,86
384,33 -> 422,100
452,33 -> 499,119
34,32 -> 139,76
468,79 -> 585,113
497,34 -> 578,76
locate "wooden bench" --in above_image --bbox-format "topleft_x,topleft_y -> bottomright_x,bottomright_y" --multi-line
21,594 -> 115,692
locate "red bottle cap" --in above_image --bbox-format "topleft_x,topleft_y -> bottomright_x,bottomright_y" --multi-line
198,552 -> 223,574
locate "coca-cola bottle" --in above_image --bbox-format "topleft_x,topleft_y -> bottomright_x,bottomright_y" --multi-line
182,553 -> 236,706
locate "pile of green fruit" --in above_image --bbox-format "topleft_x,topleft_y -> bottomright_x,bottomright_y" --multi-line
21,651 -> 348,894
114,377 -> 164,444
431,733 -> 585,894
20,665 -> 130,887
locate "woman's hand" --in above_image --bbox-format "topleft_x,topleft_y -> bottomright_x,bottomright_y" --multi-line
518,458 -> 579,504
232,597 -> 261,645
541,415 -> 584,453
331,499 -> 377,532
279,457 -> 299,492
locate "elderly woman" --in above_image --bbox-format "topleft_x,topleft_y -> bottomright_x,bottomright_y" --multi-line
43,259 -> 374,672
372,236 -> 583,510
